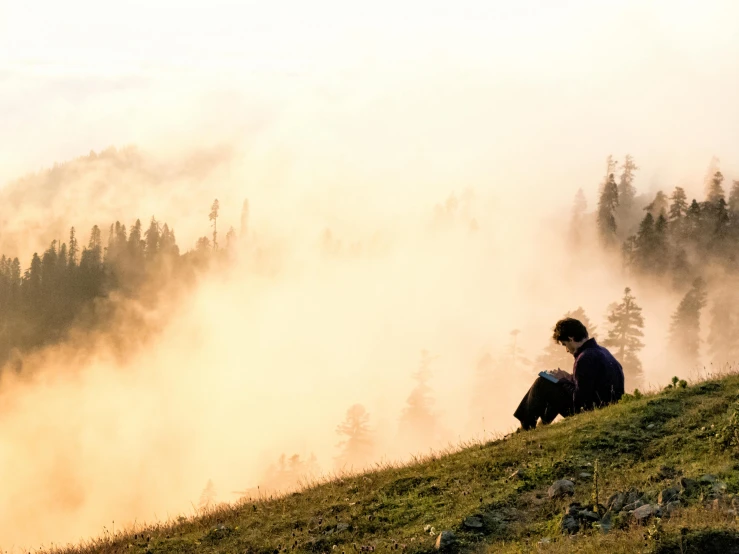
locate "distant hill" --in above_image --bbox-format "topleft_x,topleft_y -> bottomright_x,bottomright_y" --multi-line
0,145 -> 233,260
36,372 -> 739,554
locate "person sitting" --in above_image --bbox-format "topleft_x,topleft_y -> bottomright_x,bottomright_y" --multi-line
513,317 -> 625,431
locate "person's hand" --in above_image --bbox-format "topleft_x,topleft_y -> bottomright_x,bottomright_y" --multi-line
549,368 -> 572,381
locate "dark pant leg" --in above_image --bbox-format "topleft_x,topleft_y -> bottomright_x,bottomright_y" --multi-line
513,377 -> 574,429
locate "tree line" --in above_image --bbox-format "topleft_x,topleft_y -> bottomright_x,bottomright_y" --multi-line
0,199 -> 245,370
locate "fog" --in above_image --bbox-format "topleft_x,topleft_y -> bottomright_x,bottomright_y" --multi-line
1,0 -> 739,550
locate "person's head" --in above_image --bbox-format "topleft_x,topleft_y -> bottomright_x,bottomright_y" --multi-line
552,317 -> 589,355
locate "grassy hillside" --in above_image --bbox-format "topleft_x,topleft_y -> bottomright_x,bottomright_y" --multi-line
46,373 -> 739,554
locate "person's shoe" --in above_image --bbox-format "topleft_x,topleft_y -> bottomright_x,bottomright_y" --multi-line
519,420 -> 537,431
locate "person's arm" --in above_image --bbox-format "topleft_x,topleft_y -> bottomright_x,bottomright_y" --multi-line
570,352 -> 599,411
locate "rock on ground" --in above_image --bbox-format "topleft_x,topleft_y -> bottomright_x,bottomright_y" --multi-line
658,486 -> 680,504
560,514 -> 580,534
548,480 -> 575,499
633,504 -> 662,523
435,530 -> 457,551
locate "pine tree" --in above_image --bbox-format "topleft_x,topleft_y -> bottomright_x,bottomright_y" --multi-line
685,200 -> 702,242
707,285 -> 739,369
144,217 -> 160,259
671,248 -> 692,290
225,226 -> 237,251
634,213 -> 655,272
210,199 -> 220,251
198,479 -> 217,510
602,287 -> 645,389
668,187 -> 688,221
398,350 -> 440,452
706,170 -> 725,204
68,227 -> 78,267
597,172 -> 619,247
653,214 -> 670,274
644,191 -> 669,219
668,278 -> 707,371
617,154 -> 638,213
729,180 -> 739,214
569,188 -> 588,246
335,404 -> 375,470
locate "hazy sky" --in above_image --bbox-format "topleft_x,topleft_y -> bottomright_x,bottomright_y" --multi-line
2,1 -> 739,550
2,0 -> 739,201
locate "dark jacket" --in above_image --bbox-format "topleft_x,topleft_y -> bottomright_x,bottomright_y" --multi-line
560,338 -> 624,411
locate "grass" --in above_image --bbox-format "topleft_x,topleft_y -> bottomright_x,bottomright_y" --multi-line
23,373 -> 739,554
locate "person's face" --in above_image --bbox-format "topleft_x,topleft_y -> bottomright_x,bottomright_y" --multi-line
559,338 -> 578,355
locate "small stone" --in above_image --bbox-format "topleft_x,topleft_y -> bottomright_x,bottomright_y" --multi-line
566,502 -> 583,516
633,504 -> 661,523
700,474 -> 717,484
560,514 -> 580,534
579,472 -> 592,479
646,423 -> 655,429
625,490 -> 642,505
713,481 -> 728,493
606,492 -> 626,512
336,523 -> 349,532
548,480 -> 575,499
578,510 -> 600,522
658,487 -> 680,504
599,511 -> 613,534
435,531 -> 457,551
538,537 -> 551,546
664,501 -> 681,516
679,478 -> 699,495
463,516 -> 483,529
623,499 -> 645,512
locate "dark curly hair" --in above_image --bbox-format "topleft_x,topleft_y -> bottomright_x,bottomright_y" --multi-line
552,318 -> 588,343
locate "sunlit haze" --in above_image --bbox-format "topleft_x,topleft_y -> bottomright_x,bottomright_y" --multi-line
1,0 -> 739,550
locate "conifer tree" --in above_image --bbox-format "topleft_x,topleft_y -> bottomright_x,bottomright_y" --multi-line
569,188 -> 588,246
706,286 -> 739,368
729,180 -> 739,214
335,404 -> 374,470
685,200 -> 702,241
617,154 -> 638,213
644,191 -> 669,219
210,199 -> 220,251
668,278 -> 707,370
706,170 -> 725,204
671,248 -> 692,290
668,187 -> 688,221
225,226 -> 237,251
398,350 -> 440,452
634,213 -> 655,271
597,172 -> 619,247
144,217 -> 160,259
68,227 -> 78,267
602,287 -> 645,389
198,479 -> 217,510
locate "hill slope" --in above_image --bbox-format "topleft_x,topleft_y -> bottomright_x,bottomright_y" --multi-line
38,373 -> 739,554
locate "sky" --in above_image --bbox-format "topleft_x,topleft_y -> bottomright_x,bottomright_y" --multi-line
1,0 -> 739,550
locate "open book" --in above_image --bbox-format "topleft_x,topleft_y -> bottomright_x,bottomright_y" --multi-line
538,370 -> 560,384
